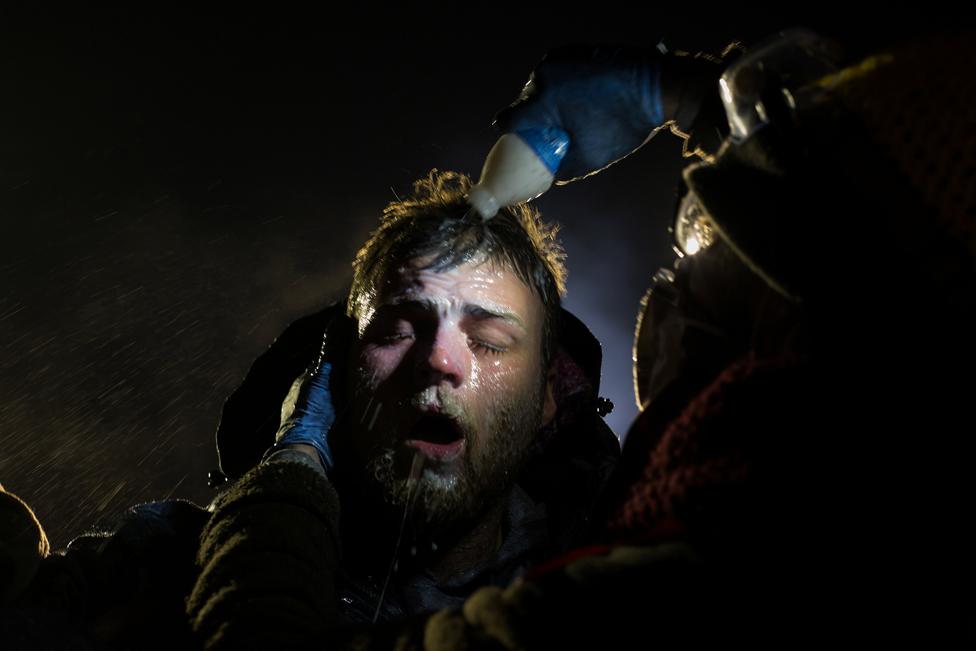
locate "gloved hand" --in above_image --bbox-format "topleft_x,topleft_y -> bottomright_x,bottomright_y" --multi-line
271,345 -> 336,475
494,45 -> 727,181
494,45 -> 667,182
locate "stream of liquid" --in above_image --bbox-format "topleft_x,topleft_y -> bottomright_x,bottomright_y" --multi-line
371,449 -> 426,623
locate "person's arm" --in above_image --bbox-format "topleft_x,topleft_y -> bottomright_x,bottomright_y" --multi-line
186,453 -> 342,649
186,341 -> 343,649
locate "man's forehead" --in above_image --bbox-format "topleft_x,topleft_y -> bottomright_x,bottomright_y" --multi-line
367,257 -> 541,324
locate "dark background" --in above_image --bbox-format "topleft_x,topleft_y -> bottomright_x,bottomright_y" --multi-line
0,13 -> 944,546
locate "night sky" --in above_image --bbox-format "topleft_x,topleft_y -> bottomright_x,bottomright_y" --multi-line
0,15 -> 936,546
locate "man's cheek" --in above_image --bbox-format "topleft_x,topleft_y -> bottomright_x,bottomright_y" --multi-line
465,361 -> 537,433
471,356 -> 539,396
359,345 -> 408,389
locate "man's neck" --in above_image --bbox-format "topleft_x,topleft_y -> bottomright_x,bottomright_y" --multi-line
421,496 -> 508,584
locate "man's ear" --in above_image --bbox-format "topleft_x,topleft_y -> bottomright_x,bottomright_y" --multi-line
542,364 -> 558,426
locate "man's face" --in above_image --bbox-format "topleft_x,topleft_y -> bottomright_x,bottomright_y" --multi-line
340,254 -> 549,529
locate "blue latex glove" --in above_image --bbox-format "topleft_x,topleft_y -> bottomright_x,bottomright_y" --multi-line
494,45 -> 667,182
273,357 -> 336,475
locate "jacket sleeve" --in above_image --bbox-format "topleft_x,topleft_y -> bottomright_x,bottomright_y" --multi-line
186,452 -> 342,650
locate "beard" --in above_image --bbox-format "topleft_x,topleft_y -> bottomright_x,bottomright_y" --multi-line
343,375 -> 546,535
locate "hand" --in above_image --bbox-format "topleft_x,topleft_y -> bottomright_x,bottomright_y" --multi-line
494,45 -> 668,182
494,45 -> 728,180
273,350 -> 336,475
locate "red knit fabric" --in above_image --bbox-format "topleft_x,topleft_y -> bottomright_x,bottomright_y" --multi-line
605,355 -> 803,536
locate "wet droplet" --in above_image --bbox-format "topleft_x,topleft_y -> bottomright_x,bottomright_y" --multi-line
360,395 -> 375,424
367,401 -> 382,430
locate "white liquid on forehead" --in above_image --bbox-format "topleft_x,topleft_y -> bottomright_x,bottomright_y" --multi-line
360,265 -> 486,333
361,260 -> 533,333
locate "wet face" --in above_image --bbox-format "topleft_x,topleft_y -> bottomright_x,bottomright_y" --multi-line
340,255 -> 549,529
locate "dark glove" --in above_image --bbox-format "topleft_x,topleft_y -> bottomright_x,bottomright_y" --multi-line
495,45 -> 728,181
494,45 -> 668,182
271,341 -> 336,475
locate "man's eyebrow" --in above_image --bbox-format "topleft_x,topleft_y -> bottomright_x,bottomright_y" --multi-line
463,305 -> 526,331
381,297 -> 526,331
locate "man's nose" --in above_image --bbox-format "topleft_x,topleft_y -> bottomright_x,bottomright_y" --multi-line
417,324 -> 470,389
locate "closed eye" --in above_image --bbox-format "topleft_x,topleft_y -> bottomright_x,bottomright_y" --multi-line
469,338 -> 505,356
380,332 -> 414,344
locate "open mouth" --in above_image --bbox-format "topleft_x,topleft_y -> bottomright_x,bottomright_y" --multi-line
404,412 -> 465,461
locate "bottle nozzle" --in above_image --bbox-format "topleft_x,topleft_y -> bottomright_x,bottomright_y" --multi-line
467,129 -> 570,220
467,184 -> 500,221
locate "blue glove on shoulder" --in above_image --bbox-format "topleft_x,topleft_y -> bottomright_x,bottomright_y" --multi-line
494,45 -> 667,182
272,355 -> 336,475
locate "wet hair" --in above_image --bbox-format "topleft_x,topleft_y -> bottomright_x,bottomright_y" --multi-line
348,170 -> 567,366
